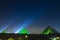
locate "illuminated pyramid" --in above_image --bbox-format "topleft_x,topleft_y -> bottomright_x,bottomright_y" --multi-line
18,28 -> 29,34
42,26 -> 59,34
1,30 -> 6,33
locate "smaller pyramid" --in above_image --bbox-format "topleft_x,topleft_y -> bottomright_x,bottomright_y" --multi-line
18,28 -> 29,34
42,26 -> 59,34
1,30 -> 6,34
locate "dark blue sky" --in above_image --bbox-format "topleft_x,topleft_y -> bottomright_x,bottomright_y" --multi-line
0,0 -> 60,34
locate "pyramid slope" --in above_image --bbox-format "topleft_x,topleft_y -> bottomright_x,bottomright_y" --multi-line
1,30 -> 6,33
42,26 -> 59,34
18,28 -> 29,34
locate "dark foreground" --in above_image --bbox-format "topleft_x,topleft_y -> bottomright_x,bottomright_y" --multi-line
0,33 -> 60,40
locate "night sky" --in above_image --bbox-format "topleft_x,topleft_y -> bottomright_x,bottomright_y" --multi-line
0,0 -> 60,34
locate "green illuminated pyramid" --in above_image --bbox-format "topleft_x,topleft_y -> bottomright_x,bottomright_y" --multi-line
1,30 -> 6,33
18,28 -> 29,34
42,26 -> 59,34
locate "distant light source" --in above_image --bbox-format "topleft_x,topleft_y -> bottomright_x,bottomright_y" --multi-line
8,38 -> 14,40
50,37 -> 57,40
25,35 -> 28,38
56,37 -> 60,39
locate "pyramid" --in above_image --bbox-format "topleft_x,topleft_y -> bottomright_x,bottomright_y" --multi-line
18,28 -> 29,34
42,26 -> 59,34
1,30 -> 6,33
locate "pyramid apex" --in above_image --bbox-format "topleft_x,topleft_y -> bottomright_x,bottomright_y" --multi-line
46,25 -> 52,29
47,25 -> 51,27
